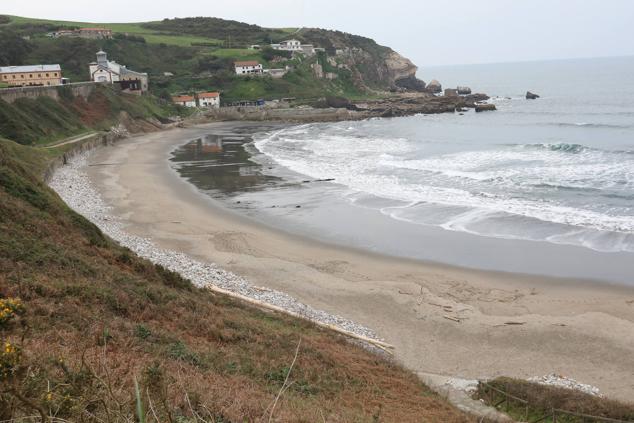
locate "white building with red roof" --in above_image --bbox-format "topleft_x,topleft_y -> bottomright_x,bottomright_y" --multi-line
234,61 -> 263,76
198,92 -> 220,108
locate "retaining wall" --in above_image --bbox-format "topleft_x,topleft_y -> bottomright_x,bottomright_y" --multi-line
0,82 -> 100,104
43,132 -> 121,182
200,106 -> 362,123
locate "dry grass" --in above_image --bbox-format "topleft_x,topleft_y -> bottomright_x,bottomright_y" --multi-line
476,377 -> 634,422
0,139 -> 473,422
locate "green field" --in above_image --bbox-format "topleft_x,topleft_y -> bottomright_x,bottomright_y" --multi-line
6,15 -> 223,47
1,14 -> 395,103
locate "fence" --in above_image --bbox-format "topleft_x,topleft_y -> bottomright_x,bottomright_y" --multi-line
478,382 -> 634,423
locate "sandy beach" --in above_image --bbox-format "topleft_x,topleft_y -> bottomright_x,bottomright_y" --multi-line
85,122 -> 634,402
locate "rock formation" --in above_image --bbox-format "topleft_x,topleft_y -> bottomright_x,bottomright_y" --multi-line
475,104 -> 496,112
426,79 -> 442,93
526,91 -> 540,99
395,75 -> 426,92
457,86 -> 472,95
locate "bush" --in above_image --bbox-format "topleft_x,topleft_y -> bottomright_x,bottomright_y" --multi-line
261,46 -> 292,61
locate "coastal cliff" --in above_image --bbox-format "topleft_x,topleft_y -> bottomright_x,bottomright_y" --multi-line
3,15 -> 427,99
299,27 -> 423,91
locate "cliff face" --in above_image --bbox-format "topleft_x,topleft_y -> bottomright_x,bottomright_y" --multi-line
299,28 -> 424,92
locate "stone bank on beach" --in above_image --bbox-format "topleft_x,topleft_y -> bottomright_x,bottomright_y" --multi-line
48,152 -> 381,343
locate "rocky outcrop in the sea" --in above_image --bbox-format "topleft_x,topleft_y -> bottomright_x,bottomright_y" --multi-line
354,92 -> 492,117
526,91 -> 540,99
475,104 -> 496,112
457,86 -> 472,95
395,75 -> 426,92
426,79 -> 442,93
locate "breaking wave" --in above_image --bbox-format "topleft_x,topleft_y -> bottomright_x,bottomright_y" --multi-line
254,122 -> 634,252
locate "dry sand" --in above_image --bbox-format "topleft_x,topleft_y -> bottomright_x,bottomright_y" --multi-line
86,123 -> 634,402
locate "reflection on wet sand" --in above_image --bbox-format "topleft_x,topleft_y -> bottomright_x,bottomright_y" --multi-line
170,132 -> 282,195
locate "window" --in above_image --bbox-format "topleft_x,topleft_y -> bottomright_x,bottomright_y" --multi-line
46,73 -> 49,77
54,73 -> 58,77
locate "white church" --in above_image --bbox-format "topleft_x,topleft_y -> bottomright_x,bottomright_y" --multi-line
89,51 -> 149,93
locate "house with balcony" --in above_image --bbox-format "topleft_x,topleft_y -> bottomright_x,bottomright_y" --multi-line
234,61 -> 263,76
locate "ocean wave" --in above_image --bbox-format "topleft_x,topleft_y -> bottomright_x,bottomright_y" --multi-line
519,142 -> 634,156
546,122 -> 630,129
254,126 -> 634,243
522,142 -> 590,153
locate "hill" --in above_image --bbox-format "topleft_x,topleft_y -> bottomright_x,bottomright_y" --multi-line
0,15 -> 423,102
0,125 -> 473,421
0,84 -> 182,145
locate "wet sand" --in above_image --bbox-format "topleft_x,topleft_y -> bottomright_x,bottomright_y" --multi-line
87,122 -> 634,402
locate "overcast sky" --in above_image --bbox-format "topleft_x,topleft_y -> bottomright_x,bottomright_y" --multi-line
4,0 -> 634,66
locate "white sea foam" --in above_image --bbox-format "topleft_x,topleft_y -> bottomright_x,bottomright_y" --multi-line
254,122 -> 634,253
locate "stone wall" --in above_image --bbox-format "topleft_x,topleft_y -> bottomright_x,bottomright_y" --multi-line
43,132 -> 120,182
0,82 -> 100,104
200,106 -> 359,123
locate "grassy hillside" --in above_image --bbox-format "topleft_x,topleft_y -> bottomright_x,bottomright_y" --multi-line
0,84 -> 182,145
0,137 -> 474,421
0,15 -> 403,102
477,377 -> 634,422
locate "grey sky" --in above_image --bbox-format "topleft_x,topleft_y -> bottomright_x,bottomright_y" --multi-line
4,0 -> 634,66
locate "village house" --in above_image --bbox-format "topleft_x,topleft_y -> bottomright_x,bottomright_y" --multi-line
171,92 -> 221,108
0,64 -> 62,87
271,39 -> 302,52
171,95 -> 196,107
270,39 -> 318,56
198,92 -> 220,108
89,51 -> 148,93
50,27 -> 113,39
234,61 -> 263,76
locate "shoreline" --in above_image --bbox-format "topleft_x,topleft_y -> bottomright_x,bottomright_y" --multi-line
52,122 -> 634,402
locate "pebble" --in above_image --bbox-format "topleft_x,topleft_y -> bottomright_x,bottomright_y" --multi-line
528,373 -> 602,396
49,152 -> 380,342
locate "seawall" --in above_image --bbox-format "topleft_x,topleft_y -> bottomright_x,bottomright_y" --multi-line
198,106 -> 361,123
42,131 -> 122,182
0,82 -> 100,104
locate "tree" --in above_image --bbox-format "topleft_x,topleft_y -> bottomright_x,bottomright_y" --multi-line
0,30 -> 33,66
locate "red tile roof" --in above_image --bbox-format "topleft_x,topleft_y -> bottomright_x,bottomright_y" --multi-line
172,95 -> 194,103
198,92 -> 219,98
234,61 -> 260,67
80,27 -> 112,31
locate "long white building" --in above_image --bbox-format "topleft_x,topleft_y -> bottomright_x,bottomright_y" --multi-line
234,61 -> 263,75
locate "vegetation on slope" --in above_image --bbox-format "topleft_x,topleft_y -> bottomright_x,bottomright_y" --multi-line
141,17 -> 290,45
0,84 -> 181,145
0,138 -> 473,421
0,15 -> 406,101
476,377 -> 634,422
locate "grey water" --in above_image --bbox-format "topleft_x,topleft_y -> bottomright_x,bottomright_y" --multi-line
171,56 -> 634,284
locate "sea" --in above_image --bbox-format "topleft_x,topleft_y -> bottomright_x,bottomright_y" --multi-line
171,56 -> 634,284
